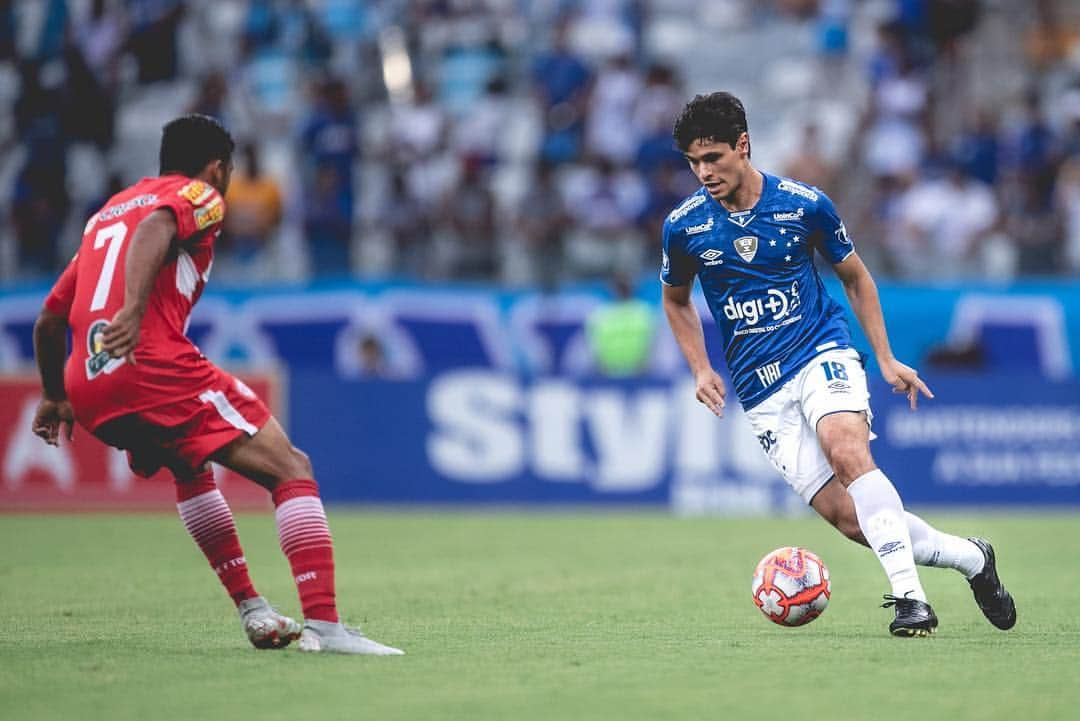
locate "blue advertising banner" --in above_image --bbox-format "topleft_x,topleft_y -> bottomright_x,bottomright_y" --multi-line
3,279 -> 1078,509
876,375 -> 1080,504
289,369 -> 1080,509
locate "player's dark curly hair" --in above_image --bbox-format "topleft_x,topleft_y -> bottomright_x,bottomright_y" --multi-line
159,114 -> 235,177
672,92 -> 750,155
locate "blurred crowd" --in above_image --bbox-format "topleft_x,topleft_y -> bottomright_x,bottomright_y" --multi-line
1,0 -> 1079,286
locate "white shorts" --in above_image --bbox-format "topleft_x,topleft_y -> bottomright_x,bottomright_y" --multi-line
744,347 -> 874,504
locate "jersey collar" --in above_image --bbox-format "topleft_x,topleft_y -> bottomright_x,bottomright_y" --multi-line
707,171 -> 773,229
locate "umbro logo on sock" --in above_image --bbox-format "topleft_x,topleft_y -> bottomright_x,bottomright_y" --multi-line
877,541 -> 906,556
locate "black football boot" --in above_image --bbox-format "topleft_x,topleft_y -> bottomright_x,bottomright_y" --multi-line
967,537 -> 1017,630
882,592 -> 938,637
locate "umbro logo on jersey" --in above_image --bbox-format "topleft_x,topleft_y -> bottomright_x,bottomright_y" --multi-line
733,236 -> 758,262
685,217 -> 714,235
727,210 -> 756,228
699,248 -> 724,266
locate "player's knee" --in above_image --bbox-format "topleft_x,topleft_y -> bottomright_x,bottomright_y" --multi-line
286,445 -> 313,479
825,441 -> 873,484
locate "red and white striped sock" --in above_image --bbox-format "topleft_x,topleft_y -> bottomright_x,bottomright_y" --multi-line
272,479 -> 338,623
176,471 -> 257,606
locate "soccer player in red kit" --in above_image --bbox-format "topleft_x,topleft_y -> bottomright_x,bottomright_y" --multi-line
30,114 -> 402,655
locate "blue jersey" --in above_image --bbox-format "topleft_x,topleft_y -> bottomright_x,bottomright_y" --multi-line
661,172 -> 854,410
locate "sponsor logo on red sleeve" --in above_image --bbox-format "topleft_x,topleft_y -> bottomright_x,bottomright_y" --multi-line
194,196 -> 224,230
178,180 -> 215,206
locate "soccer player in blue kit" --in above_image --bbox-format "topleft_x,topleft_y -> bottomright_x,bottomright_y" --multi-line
661,92 -> 1016,636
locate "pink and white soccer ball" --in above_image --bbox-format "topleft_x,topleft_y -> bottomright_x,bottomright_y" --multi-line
751,546 -> 831,627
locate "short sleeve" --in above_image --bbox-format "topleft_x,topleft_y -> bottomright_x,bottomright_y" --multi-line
660,218 -> 696,286
811,190 -> 855,264
43,254 -> 78,318
157,179 -> 226,242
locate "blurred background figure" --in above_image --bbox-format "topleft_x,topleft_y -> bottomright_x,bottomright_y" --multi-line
11,59 -> 69,275
355,332 -> 391,378
563,156 -> 648,280
304,159 -> 353,277
890,157 -> 998,279
220,142 -> 283,281
125,0 -> 185,85
586,272 -> 656,378
531,16 -> 591,165
435,157 -> 497,280
783,123 -> 837,194
513,159 -> 570,289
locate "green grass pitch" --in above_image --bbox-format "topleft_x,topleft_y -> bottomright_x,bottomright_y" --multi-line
2,511 -> 1078,720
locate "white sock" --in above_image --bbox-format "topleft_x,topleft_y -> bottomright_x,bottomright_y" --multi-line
905,512 -> 986,579
847,469 -> 927,602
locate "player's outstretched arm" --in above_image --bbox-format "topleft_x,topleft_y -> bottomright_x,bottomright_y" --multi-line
32,308 -> 74,445
833,252 -> 934,410
662,283 -> 726,416
102,209 -> 178,364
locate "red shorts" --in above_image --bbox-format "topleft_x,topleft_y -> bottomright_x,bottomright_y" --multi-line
92,370 -> 271,478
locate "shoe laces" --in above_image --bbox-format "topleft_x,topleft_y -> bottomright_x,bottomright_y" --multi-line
881,591 -> 919,610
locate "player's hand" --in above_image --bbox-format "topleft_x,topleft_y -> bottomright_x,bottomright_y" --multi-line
32,398 -> 75,446
694,368 -> 727,417
102,305 -> 143,365
880,358 -> 934,410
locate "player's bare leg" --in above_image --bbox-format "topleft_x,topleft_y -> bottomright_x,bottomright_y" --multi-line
172,463 -> 301,649
812,476 -> 1016,630
816,411 -> 936,637
212,418 -> 403,655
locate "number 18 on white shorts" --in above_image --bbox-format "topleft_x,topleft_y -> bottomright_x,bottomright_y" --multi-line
744,347 -> 875,504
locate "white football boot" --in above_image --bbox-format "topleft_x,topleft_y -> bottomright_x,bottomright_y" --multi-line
237,596 -> 303,649
298,619 -> 405,655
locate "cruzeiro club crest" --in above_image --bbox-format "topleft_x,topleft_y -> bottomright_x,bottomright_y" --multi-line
85,319 -> 123,380
733,235 -> 758,262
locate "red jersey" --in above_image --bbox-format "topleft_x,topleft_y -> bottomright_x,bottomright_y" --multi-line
44,174 -> 227,431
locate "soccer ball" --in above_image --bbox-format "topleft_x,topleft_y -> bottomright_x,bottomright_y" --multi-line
751,546 -> 831,627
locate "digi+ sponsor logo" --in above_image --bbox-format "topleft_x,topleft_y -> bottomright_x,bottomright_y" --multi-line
723,281 -> 801,328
